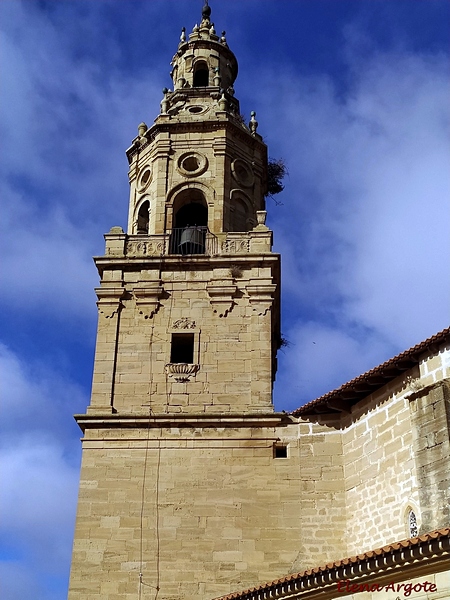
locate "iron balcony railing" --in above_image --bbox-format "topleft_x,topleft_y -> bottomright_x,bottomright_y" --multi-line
169,226 -> 218,256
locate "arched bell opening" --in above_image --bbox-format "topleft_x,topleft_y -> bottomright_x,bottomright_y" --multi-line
193,61 -> 209,87
136,200 -> 150,234
171,190 -> 208,254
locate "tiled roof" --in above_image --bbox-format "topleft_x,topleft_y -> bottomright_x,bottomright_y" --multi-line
292,327 -> 450,417
214,528 -> 450,600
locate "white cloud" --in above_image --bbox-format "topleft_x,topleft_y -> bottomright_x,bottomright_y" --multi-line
0,1 -> 165,321
274,322 -> 393,411
0,343 -> 85,599
259,49 -> 450,406
0,442 -> 79,562
0,443 -> 80,600
0,185 -> 99,320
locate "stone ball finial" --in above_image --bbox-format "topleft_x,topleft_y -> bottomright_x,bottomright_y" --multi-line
202,0 -> 211,20
220,31 -> 227,44
180,27 -> 186,43
138,122 -> 147,137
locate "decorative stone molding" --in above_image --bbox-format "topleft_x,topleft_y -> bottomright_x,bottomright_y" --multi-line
206,279 -> 237,317
95,287 -> 125,318
134,282 -> 164,319
165,363 -> 200,382
126,238 -> 166,256
173,318 -> 196,329
246,283 -> 277,316
222,237 -> 250,254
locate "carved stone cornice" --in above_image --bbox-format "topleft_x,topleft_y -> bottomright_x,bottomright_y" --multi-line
206,279 -> 237,317
95,286 -> 125,318
246,282 -> 277,316
134,281 -> 164,319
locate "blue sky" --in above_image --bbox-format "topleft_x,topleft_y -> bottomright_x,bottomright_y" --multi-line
0,1 -> 449,598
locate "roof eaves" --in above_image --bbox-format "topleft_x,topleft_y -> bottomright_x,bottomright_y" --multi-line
212,528 -> 450,600
291,327 -> 450,417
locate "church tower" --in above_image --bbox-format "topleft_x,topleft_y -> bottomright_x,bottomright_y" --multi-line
88,1 -> 280,418
68,4 -> 306,600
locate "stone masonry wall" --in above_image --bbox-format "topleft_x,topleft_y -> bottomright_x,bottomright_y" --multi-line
100,260 -> 278,416
68,420 -> 347,600
292,422 -> 347,572
341,345 -> 450,556
409,380 -> 450,533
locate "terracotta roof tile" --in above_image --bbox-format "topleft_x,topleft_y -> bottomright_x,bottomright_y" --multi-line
292,327 -> 450,416
213,528 -> 450,600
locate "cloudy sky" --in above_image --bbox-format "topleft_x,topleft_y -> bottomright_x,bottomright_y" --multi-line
0,0 -> 449,598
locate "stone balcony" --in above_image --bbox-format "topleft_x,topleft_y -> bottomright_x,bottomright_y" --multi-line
104,219 -> 273,259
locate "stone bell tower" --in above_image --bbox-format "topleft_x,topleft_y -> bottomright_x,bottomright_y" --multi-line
87,1 -> 280,418
68,4 -> 292,600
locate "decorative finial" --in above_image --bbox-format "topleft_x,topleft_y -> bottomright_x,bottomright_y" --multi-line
220,31 -> 227,45
249,111 -> 258,135
202,0 -> 211,21
180,27 -> 186,43
161,89 -> 169,114
138,122 -> 147,137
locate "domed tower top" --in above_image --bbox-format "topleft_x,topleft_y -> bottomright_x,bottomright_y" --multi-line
125,0 -> 268,241
167,0 -> 238,108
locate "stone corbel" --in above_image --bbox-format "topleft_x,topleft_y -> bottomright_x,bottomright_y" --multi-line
206,279 -> 237,317
134,282 -> 164,319
246,283 -> 277,316
165,363 -> 200,383
95,287 -> 125,318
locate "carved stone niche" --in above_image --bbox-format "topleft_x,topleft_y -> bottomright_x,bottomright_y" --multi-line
246,282 -> 277,316
134,281 -> 164,319
95,286 -> 125,318
206,278 -> 237,317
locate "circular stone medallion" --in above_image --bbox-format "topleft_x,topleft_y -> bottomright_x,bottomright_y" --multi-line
136,166 -> 152,191
177,152 -> 208,177
231,159 -> 254,187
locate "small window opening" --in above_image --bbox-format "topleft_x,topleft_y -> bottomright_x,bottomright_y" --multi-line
273,444 -> 288,459
137,200 -> 150,234
193,62 -> 209,87
182,156 -> 200,172
171,333 -> 194,364
408,509 -> 418,537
